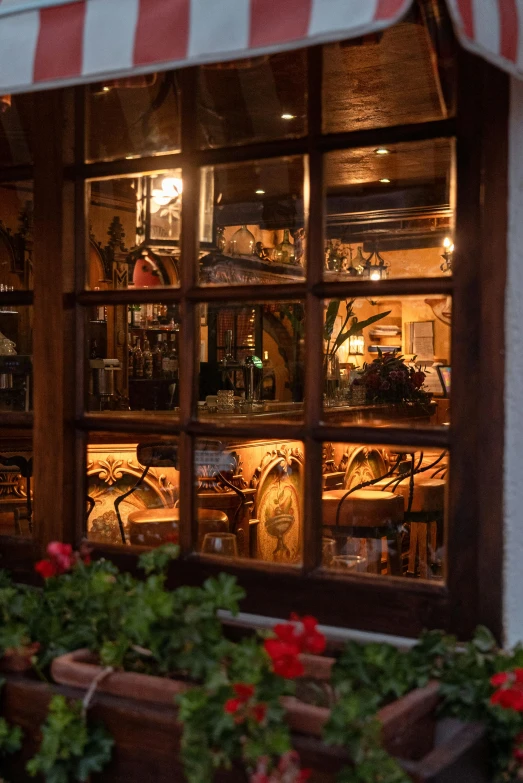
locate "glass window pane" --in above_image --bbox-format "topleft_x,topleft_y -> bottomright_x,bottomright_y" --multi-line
323,9 -> 455,134
0,304 -> 33,412
87,73 -> 180,163
199,157 -> 305,286
84,303 -> 180,417
0,182 -> 33,290
322,296 -> 451,427
197,52 -> 306,149
324,139 -> 454,281
86,433 -> 180,547
322,442 -> 447,582
197,300 -> 304,422
88,170 -> 189,289
0,432 -> 33,538
0,94 -> 33,166
195,437 -> 304,565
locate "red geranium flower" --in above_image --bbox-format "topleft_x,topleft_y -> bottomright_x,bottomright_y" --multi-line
233,683 -> 255,701
251,703 -> 267,724
491,672 -> 509,687
47,542 -> 74,573
264,639 -> 304,679
35,559 -> 58,579
491,686 -> 523,711
224,698 -> 242,714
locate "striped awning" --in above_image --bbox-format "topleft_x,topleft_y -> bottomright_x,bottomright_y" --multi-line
0,0 -> 521,95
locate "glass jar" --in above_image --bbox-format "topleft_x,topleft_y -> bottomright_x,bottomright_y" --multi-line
230,225 -> 255,257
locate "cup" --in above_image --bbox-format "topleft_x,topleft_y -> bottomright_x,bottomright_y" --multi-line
217,389 -> 234,411
322,537 -> 336,567
332,555 -> 367,572
201,532 -> 238,558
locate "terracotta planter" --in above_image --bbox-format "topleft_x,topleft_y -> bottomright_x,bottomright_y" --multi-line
51,649 -> 191,705
50,649 -> 437,743
2,673 -> 488,783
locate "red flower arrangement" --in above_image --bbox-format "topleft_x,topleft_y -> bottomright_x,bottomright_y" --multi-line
224,682 -> 267,725
35,541 -> 91,580
357,349 -> 430,405
264,614 -> 326,680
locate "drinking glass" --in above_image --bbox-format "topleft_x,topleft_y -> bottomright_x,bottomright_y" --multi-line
201,532 -> 238,558
322,537 -> 336,567
332,555 -> 367,572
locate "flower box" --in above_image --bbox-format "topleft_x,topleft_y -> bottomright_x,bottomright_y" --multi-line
2,673 -> 488,783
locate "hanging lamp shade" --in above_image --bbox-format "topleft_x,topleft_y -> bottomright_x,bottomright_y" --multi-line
0,0 -> 520,96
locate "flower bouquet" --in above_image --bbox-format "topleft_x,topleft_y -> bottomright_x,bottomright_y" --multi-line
356,349 -> 431,406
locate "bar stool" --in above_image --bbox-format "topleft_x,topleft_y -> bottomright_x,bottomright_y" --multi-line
322,489 -> 404,575
128,507 -> 229,548
362,477 -> 445,578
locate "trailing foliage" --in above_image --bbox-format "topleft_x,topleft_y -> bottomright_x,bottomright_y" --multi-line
26,695 -> 113,783
4,544 -> 523,782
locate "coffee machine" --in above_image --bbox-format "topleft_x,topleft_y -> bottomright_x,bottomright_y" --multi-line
89,358 -> 121,411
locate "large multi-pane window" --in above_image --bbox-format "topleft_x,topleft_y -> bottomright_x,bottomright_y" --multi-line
0,3 -> 508,638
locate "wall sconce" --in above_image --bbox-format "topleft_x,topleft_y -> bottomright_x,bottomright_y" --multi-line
348,333 -> 364,355
440,237 -> 454,274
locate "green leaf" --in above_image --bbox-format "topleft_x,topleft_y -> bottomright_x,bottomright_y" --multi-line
333,310 -> 391,352
324,300 -> 341,341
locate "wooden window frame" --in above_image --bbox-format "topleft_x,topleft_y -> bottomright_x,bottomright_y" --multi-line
0,39 -> 509,639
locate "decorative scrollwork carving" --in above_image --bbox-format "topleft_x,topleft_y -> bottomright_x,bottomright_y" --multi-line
250,445 -> 304,490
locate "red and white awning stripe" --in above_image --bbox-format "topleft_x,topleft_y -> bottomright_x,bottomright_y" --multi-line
0,0 -> 520,96
446,0 -> 523,78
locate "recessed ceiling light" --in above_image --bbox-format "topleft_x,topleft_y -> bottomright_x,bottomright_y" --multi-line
375,148 -> 390,155
102,86 -> 110,93
255,189 -> 265,195
281,113 -> 296,120
379,178 -> 391,183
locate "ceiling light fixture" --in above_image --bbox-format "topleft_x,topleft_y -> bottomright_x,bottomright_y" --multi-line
255,189 -> 265,195
379,178 -> 391,183
281,113 -> 296,120
375,148 -> 390,155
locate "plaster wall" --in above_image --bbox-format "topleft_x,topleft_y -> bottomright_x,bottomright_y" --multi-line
504,76 -> 523,646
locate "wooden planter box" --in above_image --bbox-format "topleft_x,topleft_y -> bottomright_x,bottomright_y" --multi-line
0,666 -> 488,783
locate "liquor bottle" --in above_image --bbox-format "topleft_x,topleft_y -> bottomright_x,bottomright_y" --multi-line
143,337 -> 153,379
152,335 -> 163,378
275,229 -> 295,265
128,337 -> 135,378
162,338 -> 172,378
168,337 -> 179,379
134,339 -> 144,378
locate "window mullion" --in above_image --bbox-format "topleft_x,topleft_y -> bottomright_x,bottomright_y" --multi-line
178,67 -> 200,557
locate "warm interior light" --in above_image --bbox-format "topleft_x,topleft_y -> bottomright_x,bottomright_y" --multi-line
443,236 -> 452,249
161,176 -> 183,196
151,174 -> 183,209
379,178 -> 390,183
281,113 -> 296,120
102,86 -> 110,93
375,148 -> 390,155
255,189 -> 265,195
370,271 -> 381,281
